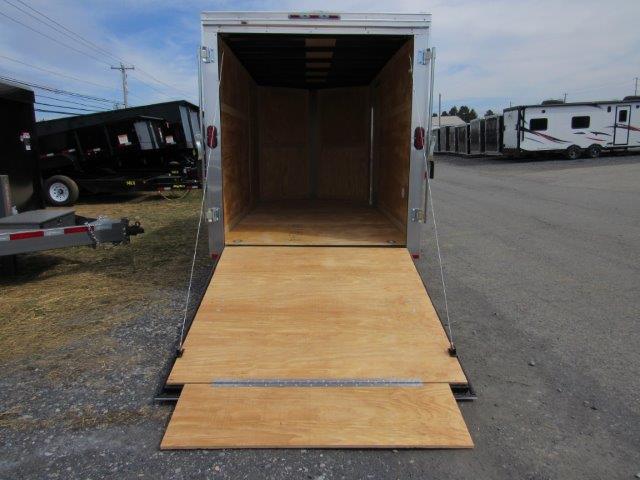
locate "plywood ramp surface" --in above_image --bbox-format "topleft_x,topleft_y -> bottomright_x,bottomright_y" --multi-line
225,200 -> 405,246
168,247 -> 466,385
161,384 -> 473,449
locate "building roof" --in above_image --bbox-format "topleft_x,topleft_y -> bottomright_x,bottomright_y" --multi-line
432,115 -> 466,127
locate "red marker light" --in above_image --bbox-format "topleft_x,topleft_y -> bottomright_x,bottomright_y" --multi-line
206,125 -> 218,148
414,127 -> 425,150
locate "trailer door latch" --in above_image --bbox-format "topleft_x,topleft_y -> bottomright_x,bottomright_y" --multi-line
411,208 -> 424,222
206,207 -> 220,223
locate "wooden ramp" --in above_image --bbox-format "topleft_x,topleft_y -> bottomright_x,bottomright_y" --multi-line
162,247 -> 472,449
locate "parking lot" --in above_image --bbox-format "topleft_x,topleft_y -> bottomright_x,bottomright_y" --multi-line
1,154 -> 639,479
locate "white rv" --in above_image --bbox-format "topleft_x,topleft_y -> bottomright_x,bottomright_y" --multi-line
503,98 -> 640,159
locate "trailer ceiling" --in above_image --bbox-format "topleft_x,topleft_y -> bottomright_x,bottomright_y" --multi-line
221,33 -> 409,89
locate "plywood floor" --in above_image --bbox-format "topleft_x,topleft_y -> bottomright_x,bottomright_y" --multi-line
161,384 -> 473,449
168,247 -> 466,385
225,201 -> 405,246
163,246 -> 471,449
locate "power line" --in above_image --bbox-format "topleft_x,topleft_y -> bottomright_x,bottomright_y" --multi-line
4,0 -> 191,98
35,101 -> 102,113
35,93 -> 110,110
0,74 -> 120,104
0,54 -> 120,91
10,0 -> 120,62
35,108 -> 81,115
0,9 -> 111,67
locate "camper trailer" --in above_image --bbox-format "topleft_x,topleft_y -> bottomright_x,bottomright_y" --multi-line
456,123 -> 469,155
469,118 -> 485,155
484,114 -> 503,155
503,98 -> 640,158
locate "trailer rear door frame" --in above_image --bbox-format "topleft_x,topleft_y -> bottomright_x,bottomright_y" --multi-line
199,12 -> 432,258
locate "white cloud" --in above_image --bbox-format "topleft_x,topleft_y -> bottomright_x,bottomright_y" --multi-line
1,0 -> 638,119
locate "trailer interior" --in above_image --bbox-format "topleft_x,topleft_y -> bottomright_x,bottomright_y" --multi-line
217,33 -> 414,246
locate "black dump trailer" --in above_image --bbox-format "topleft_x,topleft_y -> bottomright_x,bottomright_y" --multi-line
0,82 -> 43,213
0,81 -> 142,273
36,101 -> 202,206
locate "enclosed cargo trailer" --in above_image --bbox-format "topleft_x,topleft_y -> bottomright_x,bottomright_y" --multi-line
484,114 -> 503,155
469,118 -> 485,155
36,101 -> 202,205
160,11 -> 473,450
439,125 -> 449,153
448,124 -> 458,153
456,123 -> 470,155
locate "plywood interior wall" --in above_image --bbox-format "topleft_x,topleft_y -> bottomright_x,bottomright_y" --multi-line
219,42 -> 258,231
316,87 -> 370,202
220,38 -> 413,229
257,87 -> 310,200
372,39 -> 413,232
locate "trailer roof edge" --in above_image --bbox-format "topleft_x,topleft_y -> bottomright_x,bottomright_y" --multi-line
200,11 -> 431,31
504,99 -> 640,112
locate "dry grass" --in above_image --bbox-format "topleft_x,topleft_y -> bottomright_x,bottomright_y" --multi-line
0,191 -> 210,362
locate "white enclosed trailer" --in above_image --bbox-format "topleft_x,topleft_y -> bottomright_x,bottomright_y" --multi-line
160,11 -> 473,450
503,98 -> 640,158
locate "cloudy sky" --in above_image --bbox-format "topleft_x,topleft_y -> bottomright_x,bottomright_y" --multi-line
1,0 -> 638,120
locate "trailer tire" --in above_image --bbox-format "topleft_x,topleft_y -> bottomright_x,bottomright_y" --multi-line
565,145 -> 581,160
44,175 -> 80,206
587,144 -> 602,159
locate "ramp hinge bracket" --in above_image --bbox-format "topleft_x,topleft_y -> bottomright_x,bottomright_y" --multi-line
206,207 -> 220,223
418,49 -> 432,65
411,208 -> 424,222
200,46 -> 213,63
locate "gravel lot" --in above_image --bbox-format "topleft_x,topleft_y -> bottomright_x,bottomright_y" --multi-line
1,154 -> 639,479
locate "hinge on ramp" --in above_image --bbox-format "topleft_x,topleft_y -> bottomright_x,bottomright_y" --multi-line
211,378 -> 423,388
411,208 -> 424,222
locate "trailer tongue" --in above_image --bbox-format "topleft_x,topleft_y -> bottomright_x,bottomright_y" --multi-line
160,11 -> 473,449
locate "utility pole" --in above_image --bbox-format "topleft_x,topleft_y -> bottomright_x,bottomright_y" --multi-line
563,93 -> 567,103
635,77 -> 638,96
111,62 -> 134,108
438,93 -> 441,128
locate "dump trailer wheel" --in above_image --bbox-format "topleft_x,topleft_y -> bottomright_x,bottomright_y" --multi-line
587,144 -> 602,158
565,145 -> 581,160
44,175 -> 80,206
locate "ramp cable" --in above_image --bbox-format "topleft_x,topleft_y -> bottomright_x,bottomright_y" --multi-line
177,50 -> 225,356
415,52 -> 456,355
